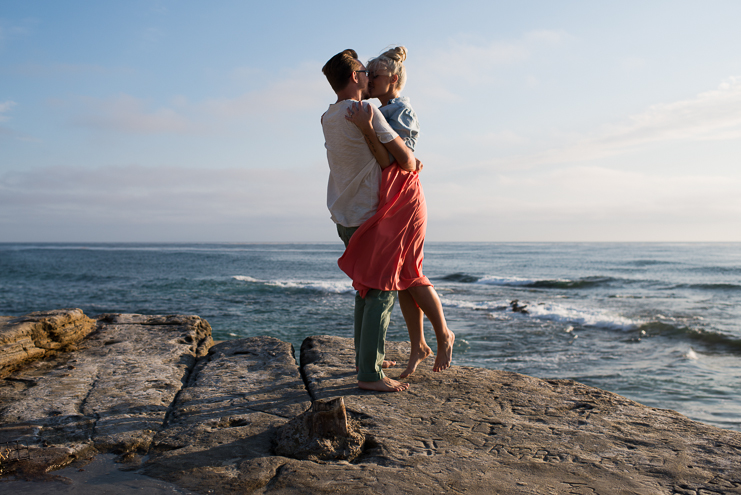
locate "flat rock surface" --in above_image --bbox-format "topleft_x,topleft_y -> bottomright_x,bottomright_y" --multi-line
297,336 -> 741,495
2,313 -> 741,495
0,313 -> 213,473
142,336 -> 311,494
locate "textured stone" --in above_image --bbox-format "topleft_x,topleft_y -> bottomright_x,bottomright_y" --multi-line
2,314 -> 741,495
0,309 -> 96,378
141,336 -> 311,494
291,335 -> 741,495
0,313 -> 213,475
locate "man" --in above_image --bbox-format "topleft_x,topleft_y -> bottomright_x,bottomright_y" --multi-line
321,49 -> 417,392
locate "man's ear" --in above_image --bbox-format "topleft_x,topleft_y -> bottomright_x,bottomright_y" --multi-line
350,71 -> 359,84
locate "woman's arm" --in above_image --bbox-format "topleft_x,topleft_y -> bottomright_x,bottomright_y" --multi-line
381,138 -> 416,171
378,103 -> 418,171
346,102 -> 418,171
345,102 -> 391,169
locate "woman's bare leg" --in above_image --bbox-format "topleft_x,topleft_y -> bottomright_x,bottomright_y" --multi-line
355,360 -> 396,372
398,289 -> 432,378
406,285 -> 455,372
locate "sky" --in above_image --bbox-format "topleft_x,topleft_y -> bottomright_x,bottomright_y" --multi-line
1,0 -> 740,242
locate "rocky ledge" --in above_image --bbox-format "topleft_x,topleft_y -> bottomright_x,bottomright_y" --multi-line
1,309 -> 740,494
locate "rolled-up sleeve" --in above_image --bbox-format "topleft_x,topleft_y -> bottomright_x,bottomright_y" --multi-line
379,98 -> 420,151
367,102 -> 398,143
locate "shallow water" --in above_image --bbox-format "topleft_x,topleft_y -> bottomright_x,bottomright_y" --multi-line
1,242 -> 739,431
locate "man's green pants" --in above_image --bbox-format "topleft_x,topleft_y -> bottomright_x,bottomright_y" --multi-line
337,224 -> 397,382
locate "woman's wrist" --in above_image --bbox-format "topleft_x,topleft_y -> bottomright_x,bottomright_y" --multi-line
359,122 -> 374,135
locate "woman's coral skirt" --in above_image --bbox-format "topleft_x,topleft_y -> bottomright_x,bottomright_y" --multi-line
338,163 -> 432,298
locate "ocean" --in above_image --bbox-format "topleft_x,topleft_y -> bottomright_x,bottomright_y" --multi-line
1,242 -> 739,432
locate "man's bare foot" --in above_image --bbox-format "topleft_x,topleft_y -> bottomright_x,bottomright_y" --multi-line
399,345 -> 433,378
356,360 -> 396,372
358,376 -> 410,392
433,330 -> 455,372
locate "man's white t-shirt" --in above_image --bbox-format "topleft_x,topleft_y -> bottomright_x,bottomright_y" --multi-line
322,100 -> 398,227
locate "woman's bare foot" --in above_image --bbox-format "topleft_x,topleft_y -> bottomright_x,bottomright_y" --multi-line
358,377 -> 410,392
433,330 -> 455,372
399,345 -> 433,378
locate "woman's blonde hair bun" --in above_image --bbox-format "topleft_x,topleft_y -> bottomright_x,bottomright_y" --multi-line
381,46 -> 407,63
369,45 -> 408,91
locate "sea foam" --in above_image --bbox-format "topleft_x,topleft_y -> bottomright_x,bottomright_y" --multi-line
232,276 -> 354,294
441,296 -> 638,330
266,279 -> 354,294
440,297 -> 500,311
524,302 -> 638,330
476,275 -> 548,286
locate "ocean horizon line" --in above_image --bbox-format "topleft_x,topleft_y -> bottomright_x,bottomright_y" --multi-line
2,240 -> 740,246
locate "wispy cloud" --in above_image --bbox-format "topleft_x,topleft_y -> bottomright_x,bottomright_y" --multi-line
2,62 -> 133,77
149,0 -> 172,14
0,100 -> 18,137
72,94 -> 198,134
138,27 -> 165,49
0,164 -> 329,239
201,62 -> 328,119
0,100 -> 16,122
470,130 -> 529,147
0,164 -> 333,241
0,17 -> 39,50
496,76 -> 741,168
407,30 -> 573,109
422,164 -> 741,241
0,164 -> 327,218
511,166 -> 741,212
66,63 -> 329,135
440,30 -> 571,75
0,20 -> 34,48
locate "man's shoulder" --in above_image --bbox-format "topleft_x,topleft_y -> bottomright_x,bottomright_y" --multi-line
323,101 -> 353,123
326,100 -> 358,111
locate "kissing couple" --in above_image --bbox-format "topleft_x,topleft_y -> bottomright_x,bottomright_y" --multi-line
321,46 -> 455,393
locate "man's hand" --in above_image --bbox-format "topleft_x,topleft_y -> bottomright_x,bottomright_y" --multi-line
415,159 -> 423,172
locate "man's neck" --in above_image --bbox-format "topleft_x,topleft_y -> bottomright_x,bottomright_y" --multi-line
335,87 -> 363,103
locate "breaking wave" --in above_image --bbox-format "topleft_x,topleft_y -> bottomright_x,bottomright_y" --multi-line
637,321 -> 741,352
523,302 -> 638,330
439,273 -> 616,289
232,275 -> 354,294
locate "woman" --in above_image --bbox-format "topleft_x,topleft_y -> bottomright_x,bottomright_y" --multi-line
339,46 -> 454,379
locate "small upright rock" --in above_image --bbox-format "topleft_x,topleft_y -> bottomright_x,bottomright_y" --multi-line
274,397 -> 364,462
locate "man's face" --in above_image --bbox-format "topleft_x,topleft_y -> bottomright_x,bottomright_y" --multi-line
356,62 -> 370,99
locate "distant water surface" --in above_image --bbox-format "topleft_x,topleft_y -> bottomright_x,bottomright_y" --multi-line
1,242 -> 739,431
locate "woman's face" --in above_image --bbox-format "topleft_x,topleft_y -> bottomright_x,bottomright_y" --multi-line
369,67 -> 394,98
